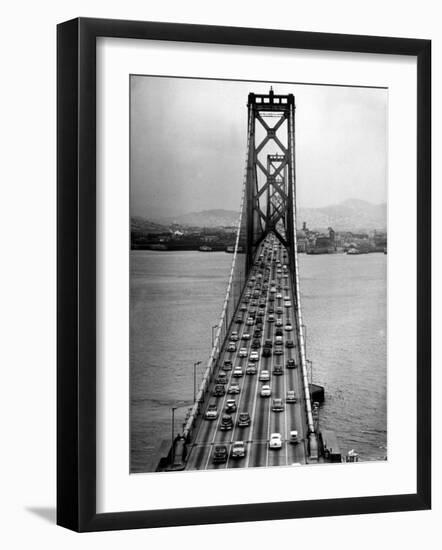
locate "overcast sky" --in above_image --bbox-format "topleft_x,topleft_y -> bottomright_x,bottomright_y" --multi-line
130,76 -> 387,219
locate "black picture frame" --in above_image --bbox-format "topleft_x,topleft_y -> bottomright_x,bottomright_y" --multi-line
57,17 -> 431,532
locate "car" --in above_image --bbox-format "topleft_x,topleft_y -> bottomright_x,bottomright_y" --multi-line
212,384 -> 226,397
212,445 -> 228,463
220,414 -> 233,431
251,339 -> 261,349
276,307 -> 283,314
246,364 -> 257,375
246,317 -> 254,326
271,398 -> 284,412
235,316 -> 243,324
285,340 -> 294,348
259,370 -> 270,381
289,430 -> 299,444
286,390 -> 297,403
216,372 -> 228,384
275,318 -> 283,327
230,331 -> 239,341
286,358 -> 296,368
275,328 -> 283,336
233,367 -> 244,377
222,360 -> 233,371
262,347 -> 271,358
227,342 -> 237,352
249,350 -> 259,362
240,304 -> 247,312
228,384 -> 240,395
253,329 -> 262,338
237,412 -> 251,427
268,314 -> 275,322
276,293 -> 282,299
242,333 -> 251,340
257,310 -> 265,317
274,346 -> 283,355
269,433 -> 282,449
273,364 -> 283,376
255,317 -> 263,326
230,441 -> 246,459
205,403 -> 219,420
260,384 -> 271,397
264,339 -> 273,348
270,287 -> 277,294
284,301 -> 292,308
239,347 -> 248,358
268,307 -> 274,314
268,295 -> 275,302
275,335 -> 283,344
225,399 -> 237,413
285,323 -> 293,331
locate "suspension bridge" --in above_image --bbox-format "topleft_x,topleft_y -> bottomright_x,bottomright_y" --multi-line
157,88 -> 340,471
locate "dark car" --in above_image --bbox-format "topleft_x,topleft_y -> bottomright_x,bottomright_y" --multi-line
222,360 -> 233,371
286,358 -> 296,369
237,412 -> 251,427
216,372 -> 228,384
220,414 -> 233,431
212,445 -> 228,464
264,339 -> 273,348
235,316 -> 243,324
251,339 -> 261,349
253,329 -> 262,338
225,399 -> 237,413
285,340 -> 294,348
273,364 -> 283,375
212,384 -> 226,396
262,347 -> 272,358
275,328 -> 283,336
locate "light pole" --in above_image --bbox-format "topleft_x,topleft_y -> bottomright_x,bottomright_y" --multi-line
193,361 -> 201,403
211,324 -> 218,348
306,359 -> 313,387
301,323 -> 307,357
171,406 -> 177,465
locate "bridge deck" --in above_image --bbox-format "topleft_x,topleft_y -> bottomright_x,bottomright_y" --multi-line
185,235 -> 307,470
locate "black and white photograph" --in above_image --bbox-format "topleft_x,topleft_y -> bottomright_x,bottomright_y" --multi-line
130,76 -> 387,473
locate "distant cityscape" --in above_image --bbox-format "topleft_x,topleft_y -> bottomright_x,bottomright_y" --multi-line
131,220 -> 387,255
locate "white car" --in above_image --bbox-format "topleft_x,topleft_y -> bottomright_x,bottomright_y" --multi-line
276,293 -> 282,299
242,332 -> 251,340
233,367 -> 244,377
239,347 -> 248,357
246,317 -> 254,326
269,433 -> 282,449
284,324 -> 293,331
249,350 -> 259,362
259,370 -> 270,381
204,403 -> 218,420
260,384 -> 271,397
230,331 -> 239,341
275,318 -> 283,327
284,301 -> 292,308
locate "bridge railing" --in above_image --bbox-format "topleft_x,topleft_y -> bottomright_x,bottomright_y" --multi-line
181,113 -> 251,442
288,103 -> 318,460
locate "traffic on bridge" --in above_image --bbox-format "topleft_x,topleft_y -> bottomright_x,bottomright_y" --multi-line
185,235 -> 307,470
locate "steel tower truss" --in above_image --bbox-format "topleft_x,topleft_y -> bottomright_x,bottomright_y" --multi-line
245,88 -> 297,272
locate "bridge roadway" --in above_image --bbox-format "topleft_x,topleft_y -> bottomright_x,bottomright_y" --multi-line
185,235 -> 308,470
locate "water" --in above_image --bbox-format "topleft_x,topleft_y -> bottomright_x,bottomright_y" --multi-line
130,250 -> 386,472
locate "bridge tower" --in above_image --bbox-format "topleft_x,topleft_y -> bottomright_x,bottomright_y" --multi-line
245,88 -> 297,274
246,88 -> 318,460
